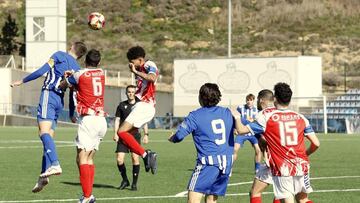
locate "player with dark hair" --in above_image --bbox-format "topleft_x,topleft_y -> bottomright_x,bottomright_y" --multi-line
233,83 -> 320,203
169,83 -> 235,203
10,41 -> 87,193
115,46 -> 158,174
234,93 -> 262,173
64,49 -> 107,203
113,85 -> 149,191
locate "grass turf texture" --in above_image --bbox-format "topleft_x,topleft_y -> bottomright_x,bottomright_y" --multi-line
0,127 -> 359,202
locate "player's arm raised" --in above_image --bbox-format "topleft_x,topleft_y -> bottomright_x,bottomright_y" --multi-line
129,63 -> 157,82
10,61 -> 52,87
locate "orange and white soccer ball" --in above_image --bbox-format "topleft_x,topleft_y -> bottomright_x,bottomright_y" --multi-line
88,12 -> 105,30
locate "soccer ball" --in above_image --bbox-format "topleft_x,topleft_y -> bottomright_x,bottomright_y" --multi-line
88,12 -> 105,30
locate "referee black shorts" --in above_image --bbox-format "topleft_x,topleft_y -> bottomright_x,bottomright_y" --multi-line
115,133 -> 141,153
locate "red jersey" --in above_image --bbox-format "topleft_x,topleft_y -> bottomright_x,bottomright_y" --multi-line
72,69 -> 106,116
248,109 -> 315,176
135,60 -> 158,105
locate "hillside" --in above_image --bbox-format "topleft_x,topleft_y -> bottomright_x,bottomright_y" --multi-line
3,0 -> 360,91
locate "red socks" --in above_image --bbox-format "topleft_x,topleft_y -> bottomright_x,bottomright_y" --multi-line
89,164 -> 95,191
79,164 -> 92,198
118,131 -> 145,156
250,197 -> 261,203
273,198 -> 281,203
306,201 -> 313,203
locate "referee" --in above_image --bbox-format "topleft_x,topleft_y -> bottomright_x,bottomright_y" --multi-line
113,85 -> 149,191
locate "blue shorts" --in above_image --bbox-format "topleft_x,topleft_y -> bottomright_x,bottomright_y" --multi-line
37,90 -> 63,129
187,164 -> 230,196
235,135 -> 258,147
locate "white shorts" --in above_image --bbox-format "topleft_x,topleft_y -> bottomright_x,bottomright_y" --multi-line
272,174 -> 313,200
255,163 -> 273,184
125,102 -> 155,128
75,115 -> 107,151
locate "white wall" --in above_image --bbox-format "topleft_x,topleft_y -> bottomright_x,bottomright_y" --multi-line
0,69 -> 11,114
173,56 -> 322,116
26,0 -> 66,70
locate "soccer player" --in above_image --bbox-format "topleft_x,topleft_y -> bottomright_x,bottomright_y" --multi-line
233,93 -> 262,173
169,83 -> 235,203
233,83 -> 320,203
64,49 -> 107,203
113,85 -> 149,191
10,42 -> 87,193
247,89 -> 280,203
116,46 -> 158,174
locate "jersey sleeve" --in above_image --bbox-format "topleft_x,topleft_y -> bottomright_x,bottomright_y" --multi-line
247,110 -> 268,135
247,121 -> 265,135
170,112 -> 197,143
66,71 -> 82,86
301,115 -> 315,136
22,63 -> 50,83
144,61 -> 158,75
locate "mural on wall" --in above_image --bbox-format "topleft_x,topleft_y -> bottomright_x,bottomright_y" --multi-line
258,61 -> 292,88
217,62 -> 250,94
178,63 -> 210,94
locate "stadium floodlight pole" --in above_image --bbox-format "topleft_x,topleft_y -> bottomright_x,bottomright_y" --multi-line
228,0 -> 232,58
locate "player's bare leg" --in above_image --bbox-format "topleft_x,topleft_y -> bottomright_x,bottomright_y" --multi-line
205,195 -> 218,203
253,143 -> 262,172
280,197 -> 295,203
233,143 -> 241,161
187,191 -> 203,203
250,178 -> 269,198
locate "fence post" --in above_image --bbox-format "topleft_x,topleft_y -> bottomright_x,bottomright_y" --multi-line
323,95 -> 328,134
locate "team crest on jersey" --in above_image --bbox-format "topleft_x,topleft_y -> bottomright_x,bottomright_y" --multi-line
48,58 -> 55,68
271,114 -> 280,122
84,72 -> 91,77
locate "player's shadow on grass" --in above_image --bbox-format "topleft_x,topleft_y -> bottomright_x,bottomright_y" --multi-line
61,181 -> 117,189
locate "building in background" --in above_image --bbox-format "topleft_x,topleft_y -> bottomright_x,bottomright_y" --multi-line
26,0 -> 66,71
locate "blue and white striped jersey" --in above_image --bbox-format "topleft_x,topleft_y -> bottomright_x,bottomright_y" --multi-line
43,51 -> 80,94
171,106 -> 235,174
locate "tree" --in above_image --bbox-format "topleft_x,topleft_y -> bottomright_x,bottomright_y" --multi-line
0,14 -> 19,55
19,28 -> 25,57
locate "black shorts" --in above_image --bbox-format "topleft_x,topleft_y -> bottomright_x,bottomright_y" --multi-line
115,133 -> 141,153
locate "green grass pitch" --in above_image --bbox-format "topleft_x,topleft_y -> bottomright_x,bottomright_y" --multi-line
0,127 -> 360,202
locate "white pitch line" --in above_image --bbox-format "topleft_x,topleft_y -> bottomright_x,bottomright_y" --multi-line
0,140 -> 74,144
0,145 -> 74,149
0,188 -> 360,203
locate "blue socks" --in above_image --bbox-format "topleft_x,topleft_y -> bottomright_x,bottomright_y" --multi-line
41,155 -> 51,173
255,162 -> 261,172
40,133 -> 60,167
